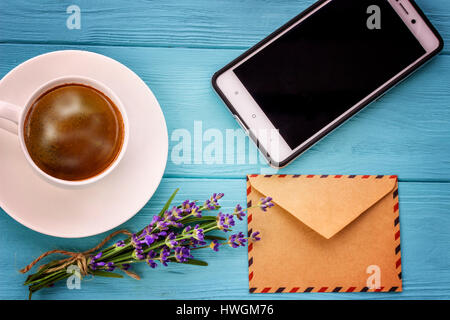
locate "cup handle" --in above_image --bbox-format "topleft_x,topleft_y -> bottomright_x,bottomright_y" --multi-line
0,101 -> 20,135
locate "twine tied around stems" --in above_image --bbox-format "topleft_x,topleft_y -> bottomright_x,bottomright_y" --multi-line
19,229 -> 136,278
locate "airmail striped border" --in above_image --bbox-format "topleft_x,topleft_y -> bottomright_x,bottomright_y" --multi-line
247,174 -> 402,293
393,185 -> 402,281
248,286 -> 401,293
247,174 -> 398,179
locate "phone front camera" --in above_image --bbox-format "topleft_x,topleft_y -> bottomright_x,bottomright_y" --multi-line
411,19 -> 416,24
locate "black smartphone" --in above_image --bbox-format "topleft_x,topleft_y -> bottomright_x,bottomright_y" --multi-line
212,0 -> 444,168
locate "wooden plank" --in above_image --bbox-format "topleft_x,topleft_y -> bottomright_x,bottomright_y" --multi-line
0,178 -> 449,299
0,43 -> 449,180
0,0 -> 448,51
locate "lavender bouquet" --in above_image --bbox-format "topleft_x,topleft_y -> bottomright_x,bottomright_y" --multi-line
21,189 -> 273,299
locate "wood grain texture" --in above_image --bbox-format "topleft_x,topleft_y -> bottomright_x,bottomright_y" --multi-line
0,0 -> 448,52
1,43 -> 448,180
0,178 -> 449,300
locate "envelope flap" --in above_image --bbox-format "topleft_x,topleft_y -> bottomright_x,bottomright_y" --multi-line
248,175 -> 397,239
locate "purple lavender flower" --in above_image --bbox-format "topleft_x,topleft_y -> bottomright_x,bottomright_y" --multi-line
122,264 -> 131,271
132,239 -> 146,260
204,193 -> 224,210
156,219 -> 170,231
144,234 -> 158,246
141,225 -> 153,237
204,200 -> 214,210
147,250 -> 157,259
182,199 -> 191,208
228,235 -> 239,248
167,206 -> 184,221
88,252 -> 104,270
93,252 -> 102,260
181,200 -> 197,214
174,246 -> 192,263
134,249 -> 146,260
228,232 -> 247,248
146,250 -> 158,268
217,212 -> 235,232
159,246 -> 170,266
191,204 -> 202,218
192,224 -> 204,241
157,231 -> 167,237
165,232 -> 178,248
234,204 -> 246,221
106,262 -> 115,272
251,231 -> 261,241
258,196 -> 274,212
150,215 -> 162,226
147,260 -> 157,268
216,193 -> 225,200
169,221 -> 184,228
210,240 -> 220,252
115,240 -> 126,247
190,239 -> 206,248
131,233 -> 144,248
183,225 -> 192,234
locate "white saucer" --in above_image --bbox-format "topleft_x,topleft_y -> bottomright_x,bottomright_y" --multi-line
0,50 -> 168,238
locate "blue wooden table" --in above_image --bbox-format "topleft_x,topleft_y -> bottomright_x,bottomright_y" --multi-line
0,0 -> 449,300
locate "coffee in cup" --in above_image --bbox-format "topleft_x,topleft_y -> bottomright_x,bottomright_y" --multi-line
23,83 -> 125,181
0,76 -> 129,187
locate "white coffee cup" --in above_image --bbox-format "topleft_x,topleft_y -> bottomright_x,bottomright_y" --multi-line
0,76 -> 129,187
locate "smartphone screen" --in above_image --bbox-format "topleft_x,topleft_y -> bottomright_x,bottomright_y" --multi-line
233,0 -> 426,150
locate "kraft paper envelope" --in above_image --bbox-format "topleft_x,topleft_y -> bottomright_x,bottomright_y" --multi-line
247,174 -> 402,293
